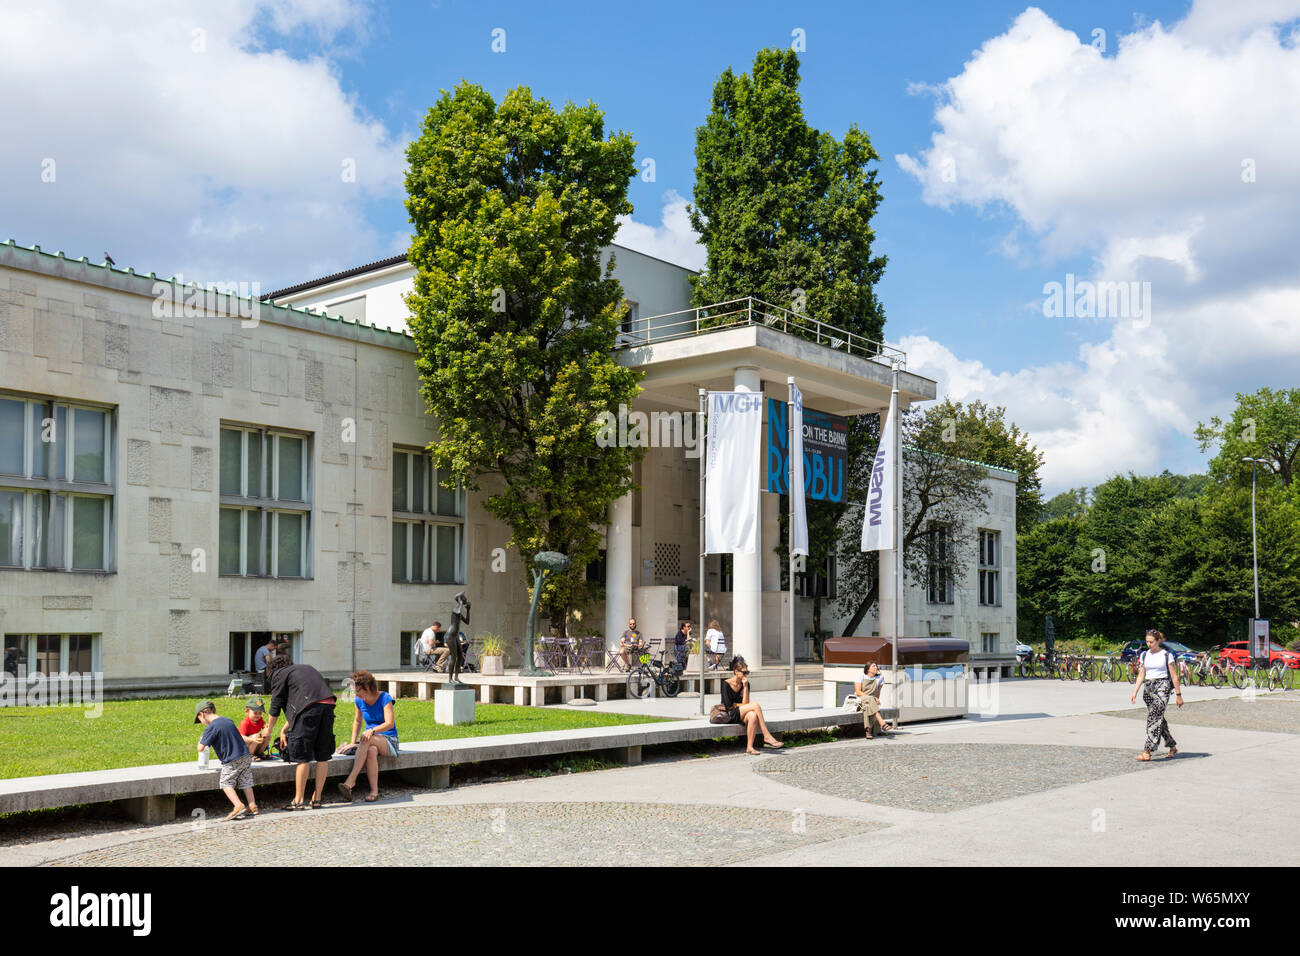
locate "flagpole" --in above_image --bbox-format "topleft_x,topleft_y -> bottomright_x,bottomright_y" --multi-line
698,387 -> 707,717
890,362 -> 901,724
787,377 -> 797,713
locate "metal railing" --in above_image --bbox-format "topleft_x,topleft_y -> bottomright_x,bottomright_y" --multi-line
615,297 -> 906,367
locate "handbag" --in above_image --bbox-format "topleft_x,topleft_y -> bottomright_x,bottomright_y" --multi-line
709,703 -> 732,724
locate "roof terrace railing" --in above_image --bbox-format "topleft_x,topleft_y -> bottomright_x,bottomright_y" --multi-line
615,297 -> 906,367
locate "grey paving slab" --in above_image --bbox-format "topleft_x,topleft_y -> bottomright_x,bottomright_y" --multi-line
753,743 -> 1163,813
45,802 -> 884,867
1101,691 -> 1300,735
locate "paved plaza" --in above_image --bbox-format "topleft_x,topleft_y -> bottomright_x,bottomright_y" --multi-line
3,682 -> 1298,867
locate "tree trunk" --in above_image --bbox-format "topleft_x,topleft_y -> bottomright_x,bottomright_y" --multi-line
840,582 -> 879,637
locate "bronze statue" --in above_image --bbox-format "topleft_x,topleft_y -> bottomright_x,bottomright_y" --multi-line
445,591 -> 471,685
521,551 -> 571,676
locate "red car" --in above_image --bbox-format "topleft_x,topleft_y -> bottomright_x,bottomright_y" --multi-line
1219,641 -> 1300,669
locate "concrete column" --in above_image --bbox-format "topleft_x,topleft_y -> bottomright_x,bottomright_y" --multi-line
122,794 -> 175,824
397,765 -> 450,790
604,492 -> 634,655
732,366 -> 763,670
479,683 -> 492,703
513,685 -> 528,707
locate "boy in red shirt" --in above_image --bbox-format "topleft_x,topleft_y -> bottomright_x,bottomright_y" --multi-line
239,697 -> 270,760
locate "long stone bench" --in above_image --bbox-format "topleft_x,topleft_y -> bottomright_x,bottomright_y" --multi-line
0,706 -> 893,824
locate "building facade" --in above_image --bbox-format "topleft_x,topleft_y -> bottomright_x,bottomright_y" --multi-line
1,238 -> 1013,691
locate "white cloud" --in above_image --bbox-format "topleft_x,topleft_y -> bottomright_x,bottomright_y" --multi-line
897,2 -> 1300,491
615,190 -> 706,271
0,0 -> 403,289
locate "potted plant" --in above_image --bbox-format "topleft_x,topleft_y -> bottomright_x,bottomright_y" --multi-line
479,633 -> 506,676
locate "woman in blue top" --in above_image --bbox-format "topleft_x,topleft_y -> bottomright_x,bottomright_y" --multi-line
338,669 -> 399,802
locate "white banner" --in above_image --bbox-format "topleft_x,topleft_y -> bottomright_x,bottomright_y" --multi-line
705,391 -> 763,554
790,383 -> 808,557
860,397 -> 896,551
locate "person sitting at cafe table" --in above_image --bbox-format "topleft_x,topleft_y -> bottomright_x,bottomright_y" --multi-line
619,618 -> 646,669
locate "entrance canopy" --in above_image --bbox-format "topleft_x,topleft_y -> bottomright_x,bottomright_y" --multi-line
614,298 -> 936,413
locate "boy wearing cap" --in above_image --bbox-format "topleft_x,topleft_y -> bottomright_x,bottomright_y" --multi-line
195,701 -> 258,820
239,698 -> 270,760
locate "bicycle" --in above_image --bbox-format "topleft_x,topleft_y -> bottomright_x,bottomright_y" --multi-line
627,649 -> 682,699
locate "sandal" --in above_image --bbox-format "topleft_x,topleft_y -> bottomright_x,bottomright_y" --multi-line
1165,747 -> 1178,759
364,793 -> 379,802
310,800 -> 322,809
764,739 -> 784,749
1136,752 -> 1152,761
248,804 -> 259,816
284,802 -> 309,811
337,782 -> 354,802
225,806 -> 248,821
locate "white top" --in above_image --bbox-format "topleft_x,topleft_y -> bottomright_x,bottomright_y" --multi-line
418,627 -> 436,652
706,628 -> 726,653
1141,648 -> 1174,680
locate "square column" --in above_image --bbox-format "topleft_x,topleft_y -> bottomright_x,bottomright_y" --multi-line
604,491 -> 634,654
731,366 -> 763,671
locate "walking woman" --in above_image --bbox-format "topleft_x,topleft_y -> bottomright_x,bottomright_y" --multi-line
1129,629 -> 1183,760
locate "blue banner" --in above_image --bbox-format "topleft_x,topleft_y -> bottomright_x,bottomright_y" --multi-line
767,398 -> 847,503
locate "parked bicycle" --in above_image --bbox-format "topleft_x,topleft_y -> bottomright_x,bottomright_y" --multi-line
627,648 -> 683,699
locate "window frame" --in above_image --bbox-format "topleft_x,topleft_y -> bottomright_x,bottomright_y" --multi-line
391,447 -> 466,585
219,424 -> 313,579
4,632 -> 101,675
978,529 -> 1001,607
0,394 -> 115,572
926,524 -> 954,605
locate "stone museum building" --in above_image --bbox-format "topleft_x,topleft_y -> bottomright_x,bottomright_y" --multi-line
0,238 -> 1016,693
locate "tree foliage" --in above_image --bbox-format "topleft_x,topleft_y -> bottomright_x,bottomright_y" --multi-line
404,82 -> 640,632
688,48 -> 887,341
1196,385 -> 1300,488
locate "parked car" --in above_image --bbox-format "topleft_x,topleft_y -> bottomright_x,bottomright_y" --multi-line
1120,640 -> 1197,663
1015,640 -> 1032,660
1219,641 -> 1300,669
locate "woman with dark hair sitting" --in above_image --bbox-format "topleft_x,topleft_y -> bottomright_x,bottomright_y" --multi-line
854,662 -> 892,739
720,656 -> 783,755
337,669 -> 399,802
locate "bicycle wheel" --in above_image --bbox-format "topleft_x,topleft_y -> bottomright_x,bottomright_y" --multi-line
627,667 -> 653,699
1077,660 -> 1091,681
1229,665 -> 1247,690
662,671 -> 681,697
1282,666 -> 1298,691
1206,665 -> 1223,688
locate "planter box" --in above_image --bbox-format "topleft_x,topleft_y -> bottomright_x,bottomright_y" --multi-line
480,655 -> 505,676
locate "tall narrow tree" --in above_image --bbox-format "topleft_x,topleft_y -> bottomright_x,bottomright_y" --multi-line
405,82 -> 640,636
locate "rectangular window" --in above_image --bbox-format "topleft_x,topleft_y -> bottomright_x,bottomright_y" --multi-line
978,530 -> 1001,607
4,633 -> 98,675
400,630 -> 422,667
980,632 -> 1000,655
392,448 -> 465,584
0,394 -> 115,571
719,553 -> 733,593
219,425 -> 312,578
927,524 -> 954,605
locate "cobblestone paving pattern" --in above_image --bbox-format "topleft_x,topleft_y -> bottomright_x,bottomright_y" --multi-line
46,802 -> 884,866
1101,690 -> 1300,735
755,743 -> 1159,813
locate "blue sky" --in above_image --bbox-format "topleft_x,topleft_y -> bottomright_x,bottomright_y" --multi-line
3,0 -> 1298,494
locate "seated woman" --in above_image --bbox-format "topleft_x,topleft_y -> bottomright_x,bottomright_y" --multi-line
720,656 -> 783,755
337,670 -> 399,802
854,662 -> 891,739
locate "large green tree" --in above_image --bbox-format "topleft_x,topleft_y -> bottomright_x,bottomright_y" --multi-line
689,47 -> 887,341
404,82 -> 640,635
911,398 -> 1045,531
1195,385 -> 1300,488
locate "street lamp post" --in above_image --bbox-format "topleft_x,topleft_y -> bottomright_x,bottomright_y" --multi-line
1241,456 -> 1271,655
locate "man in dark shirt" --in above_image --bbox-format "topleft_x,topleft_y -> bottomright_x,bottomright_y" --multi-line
263,659 -> 337,809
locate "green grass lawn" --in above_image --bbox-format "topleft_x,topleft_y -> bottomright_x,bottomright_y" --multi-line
0,697 -> 669,780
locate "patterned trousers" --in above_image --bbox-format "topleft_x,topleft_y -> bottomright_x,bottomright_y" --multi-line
1143,677 -> 1177,753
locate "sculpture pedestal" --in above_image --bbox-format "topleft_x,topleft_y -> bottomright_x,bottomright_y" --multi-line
435,686 -> 476,726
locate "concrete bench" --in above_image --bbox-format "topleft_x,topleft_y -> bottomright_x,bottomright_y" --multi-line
0,707 -> 890,824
